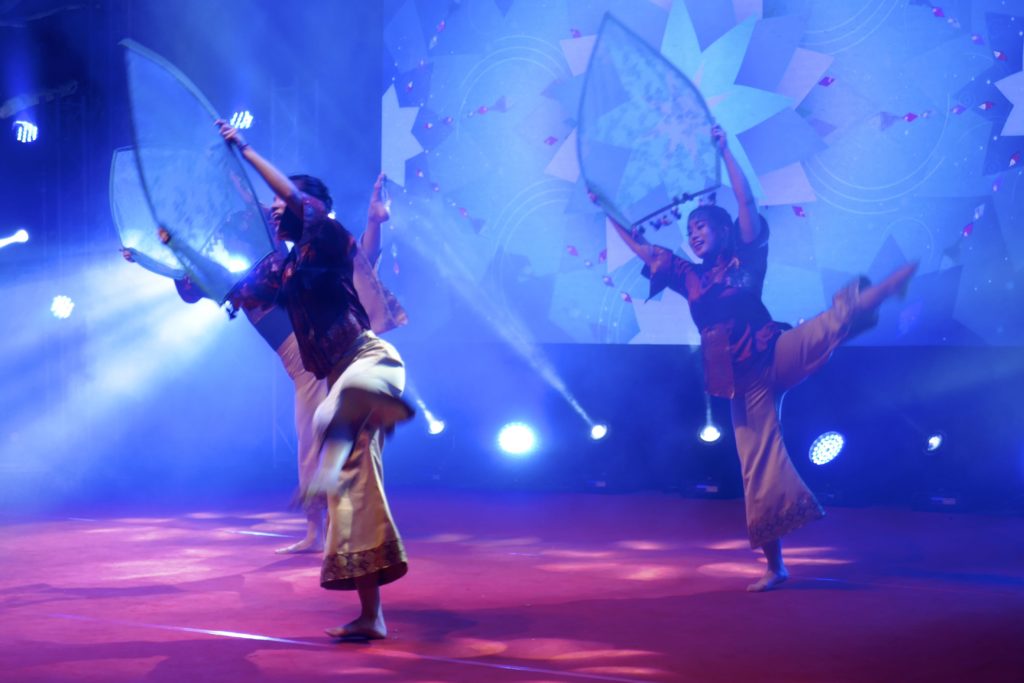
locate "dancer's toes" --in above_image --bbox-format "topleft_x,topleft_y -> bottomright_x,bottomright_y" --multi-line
886,262 -> 918,299
747,569 -> 789,593
325,616 -> 387,641
275,536 -> 323,554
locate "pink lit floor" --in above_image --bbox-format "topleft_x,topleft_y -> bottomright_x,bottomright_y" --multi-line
1,491 -> 1021,682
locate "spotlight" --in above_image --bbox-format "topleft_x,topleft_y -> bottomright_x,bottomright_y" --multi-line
0,228 -> 29,249
497,422 -> 537,457
229,110 -> 254,130
13,120 -> 38,143
699,423 -> 722,443
698,392 -> 721,443
925,433 -> 944,452
50,295 -> 75,319
413,396 -> 446,436
589,423 -> 608,440
809,431 -> 845,465
225,256 -> 251,273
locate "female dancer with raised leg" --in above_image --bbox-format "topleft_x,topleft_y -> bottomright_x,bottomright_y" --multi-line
607,126 -> 916,591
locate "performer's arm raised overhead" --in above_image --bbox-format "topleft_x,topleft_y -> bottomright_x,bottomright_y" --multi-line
712,125 -> 759,246
216,117 -> 414,642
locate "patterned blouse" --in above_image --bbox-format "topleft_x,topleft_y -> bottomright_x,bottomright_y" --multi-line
643,217 -> 789,398
238,193 -> 371,379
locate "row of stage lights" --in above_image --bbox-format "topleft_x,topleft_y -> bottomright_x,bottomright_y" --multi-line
33,301 -> 959,461
809,430 -> 945,465
9,110 -> 253,145
479,420 -> 944,461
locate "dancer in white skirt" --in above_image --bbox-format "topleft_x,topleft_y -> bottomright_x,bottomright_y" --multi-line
607,126 -> 916,592
218,119 -> 413,639
133,174 -> 402,559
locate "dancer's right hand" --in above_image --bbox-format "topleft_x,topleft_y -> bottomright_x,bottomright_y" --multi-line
711,124 -> 727,152
214,119 -> 248,150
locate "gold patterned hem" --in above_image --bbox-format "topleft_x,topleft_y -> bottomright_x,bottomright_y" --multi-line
320,538 -> 408,591
748,494 -> 825,549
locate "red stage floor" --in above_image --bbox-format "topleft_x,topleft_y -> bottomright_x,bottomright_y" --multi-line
0,491 -> 1021,682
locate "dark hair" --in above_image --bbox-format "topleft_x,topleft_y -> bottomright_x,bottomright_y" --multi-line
687,204 -> 734,249
289,174 -> 333,212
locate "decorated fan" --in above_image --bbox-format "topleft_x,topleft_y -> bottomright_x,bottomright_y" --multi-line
121,39 -> 272,303
109,146 -> 184,280
578,14 -> 719,229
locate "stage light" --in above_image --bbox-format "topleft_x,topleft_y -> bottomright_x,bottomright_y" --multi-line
699,392 -> 721,443
412,395 -> 446,436
229,110 -> 253,130
13,120 -> 38,143
809,431 -> 845,465
699,423 -> 722,443
225,256 -> 250,273
590,423 -> 608,440
0,228 -> 29,249
925,433 -> 944,452
497,422 -> 537,456
50,295 -> 75,319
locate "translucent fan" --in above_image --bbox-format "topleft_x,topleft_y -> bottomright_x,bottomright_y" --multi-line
578,14 -> 720,229
121,39 -> 272,303
109,146 -> 184,279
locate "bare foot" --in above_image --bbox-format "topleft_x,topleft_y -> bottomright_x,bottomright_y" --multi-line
325,615 -> 387,641
275,536 -> 323,554
881,262 -> 918,299
747,569 -> 789,592
858,262 -> 919,311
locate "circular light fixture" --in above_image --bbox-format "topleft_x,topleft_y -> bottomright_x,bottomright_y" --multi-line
497,422 -> 538,456
699,423 -> 722,443
809,431 -> 845,465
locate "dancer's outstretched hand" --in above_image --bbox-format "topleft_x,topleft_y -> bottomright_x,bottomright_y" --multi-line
368,173 -> 390,224
711,124 -> 727,152
214,118 -> 248,150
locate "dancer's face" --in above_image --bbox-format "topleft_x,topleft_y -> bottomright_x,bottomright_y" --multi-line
687,215 -> 719,259
271,195 -> 300,241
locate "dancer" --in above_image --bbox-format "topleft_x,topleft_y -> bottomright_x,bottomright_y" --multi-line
123,175 -> 400,556
215,119 -> 414,639
606,126 -> 916,591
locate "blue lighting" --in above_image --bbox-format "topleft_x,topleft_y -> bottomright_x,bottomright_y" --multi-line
13,120 -> 38,143
590,423 -> 608,440
926,433 -> 944,452
50,295 -> 75,319
497,422 -> 537,456
809,431 -> 845,465
0,228 -> 29,249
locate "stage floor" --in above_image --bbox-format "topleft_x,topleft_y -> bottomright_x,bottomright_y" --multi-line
0,491 -> 1021,682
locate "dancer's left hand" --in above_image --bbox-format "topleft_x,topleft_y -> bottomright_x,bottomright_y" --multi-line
215,119 -> 249,150
711,124 -> 727,152
367,173 -> 390,224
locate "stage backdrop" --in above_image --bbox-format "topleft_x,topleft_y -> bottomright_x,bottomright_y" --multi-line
376,0 -> 1024,347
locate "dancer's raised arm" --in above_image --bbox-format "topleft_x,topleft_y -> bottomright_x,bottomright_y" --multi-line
712,125 -> 759,245
361,173 -> 389,265
216,119 -> 303,217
